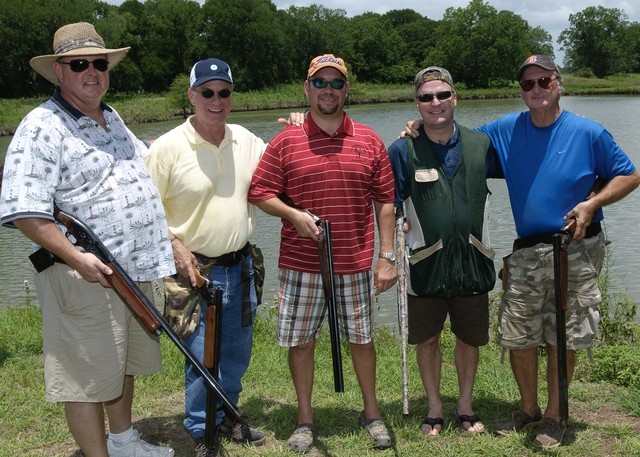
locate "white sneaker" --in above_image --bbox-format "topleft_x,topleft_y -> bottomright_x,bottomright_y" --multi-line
107,428 -> 175,457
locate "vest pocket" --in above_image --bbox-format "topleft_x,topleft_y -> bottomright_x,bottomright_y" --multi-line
414,168 -> 444,200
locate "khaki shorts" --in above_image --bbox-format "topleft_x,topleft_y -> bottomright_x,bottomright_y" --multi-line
36,263 -> 162,403
498,233 -> 605,351
276,269 -> 373,347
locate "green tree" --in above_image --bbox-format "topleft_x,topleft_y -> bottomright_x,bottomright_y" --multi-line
381,9 -> 438,78
0,0 -> 100,97
425,0 -> 552,88
281,5 -> 351,81
135,0 -> 204,93
348,13 -> 410,83
558,6 -> 637,77
200,0 -> 291,90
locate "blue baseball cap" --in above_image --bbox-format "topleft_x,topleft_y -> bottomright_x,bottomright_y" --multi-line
189,58 -> 233,88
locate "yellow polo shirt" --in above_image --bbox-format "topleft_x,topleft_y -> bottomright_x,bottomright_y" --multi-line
145,117 -> 265,257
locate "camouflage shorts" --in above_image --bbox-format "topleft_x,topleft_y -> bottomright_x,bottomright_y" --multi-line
498,232 -> 605,350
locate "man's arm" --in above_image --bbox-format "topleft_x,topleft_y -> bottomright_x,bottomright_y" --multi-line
373,201 -> 397,295
13,217 -> 113,287
254,197 -> 321,240
566,171 -> 640,239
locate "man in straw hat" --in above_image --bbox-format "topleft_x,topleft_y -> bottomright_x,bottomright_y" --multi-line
0,22 -> 175,457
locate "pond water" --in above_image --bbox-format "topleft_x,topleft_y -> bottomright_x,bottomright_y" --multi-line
1,95 -> 639,328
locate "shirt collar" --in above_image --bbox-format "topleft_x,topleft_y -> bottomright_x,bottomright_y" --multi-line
51,87 -> 112,122
184,115 -> 235,147
304,112 -> 354,138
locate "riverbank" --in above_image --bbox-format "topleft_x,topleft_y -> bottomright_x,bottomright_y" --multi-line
1,304 -> 639,456
1,73 -> 639,136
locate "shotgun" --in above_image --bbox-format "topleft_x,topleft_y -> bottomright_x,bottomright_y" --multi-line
202,276 -> 223,452
277,193 -> 344,392
395,207 -> 409,416
553,217 -> 574,428
553,177 -> 605,426
52,205 -> 243,423
317,219 -> 345,393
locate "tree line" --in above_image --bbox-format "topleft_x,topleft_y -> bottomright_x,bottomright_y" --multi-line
1,0 -> 638,98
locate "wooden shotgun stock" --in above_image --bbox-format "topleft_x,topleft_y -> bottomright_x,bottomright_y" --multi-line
553,218 -> 574,427
202,278 -> 223,452
52,206 -> 244,423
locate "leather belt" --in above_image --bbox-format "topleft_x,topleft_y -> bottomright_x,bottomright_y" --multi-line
195,242 -> 251,268
513,221 -> 601,251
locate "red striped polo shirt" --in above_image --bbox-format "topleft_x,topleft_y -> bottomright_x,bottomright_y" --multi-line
249,113 -> 395,274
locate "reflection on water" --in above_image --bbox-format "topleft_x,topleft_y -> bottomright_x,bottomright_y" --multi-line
1,97 -> 639,329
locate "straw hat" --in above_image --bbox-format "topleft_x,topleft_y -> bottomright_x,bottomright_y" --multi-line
30,22 -> 130,85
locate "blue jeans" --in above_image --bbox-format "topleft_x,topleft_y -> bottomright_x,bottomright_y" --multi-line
183,254 -> 257,439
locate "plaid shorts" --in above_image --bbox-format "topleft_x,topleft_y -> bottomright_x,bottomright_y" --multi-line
276,269 -> 374,347
499,232 -> 605,350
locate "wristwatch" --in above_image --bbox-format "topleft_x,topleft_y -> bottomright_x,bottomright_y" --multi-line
378,251 -> 396,262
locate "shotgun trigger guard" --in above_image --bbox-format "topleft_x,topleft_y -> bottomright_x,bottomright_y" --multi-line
64,229 -> 108,263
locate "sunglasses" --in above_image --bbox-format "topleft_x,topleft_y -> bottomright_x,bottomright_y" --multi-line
58,58 -> 109,73
192,88 -> 232,99
310,78 -> 346,90
417,91 -> 453,103
519,77 -> 557,92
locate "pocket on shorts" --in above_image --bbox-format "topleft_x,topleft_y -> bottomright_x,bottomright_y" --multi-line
570,243 -> 602,308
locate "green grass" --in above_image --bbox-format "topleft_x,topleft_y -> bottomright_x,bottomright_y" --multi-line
2,73 -> 639,136
1,303 -> 639,456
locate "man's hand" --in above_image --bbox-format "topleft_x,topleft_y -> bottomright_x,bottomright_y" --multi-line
290,210 -> 322,241
278,112 -> 306,127
374,258 -> 397,295
170,238 -> 199,287
400,119 -> 423,139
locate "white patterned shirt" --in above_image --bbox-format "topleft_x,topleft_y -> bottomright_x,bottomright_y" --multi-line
0,89 -> 175,281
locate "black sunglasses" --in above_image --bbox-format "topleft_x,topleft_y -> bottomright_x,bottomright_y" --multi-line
310,78 -> 346,90
58,58 -> 109,73
192,88 -> 232,99
519,77 -> 557,92
416,91 -> 453,103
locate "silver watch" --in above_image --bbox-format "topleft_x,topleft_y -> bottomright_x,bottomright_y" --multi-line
378,251 -> 396,262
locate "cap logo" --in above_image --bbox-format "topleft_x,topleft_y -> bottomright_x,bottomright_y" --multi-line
313,56 -> 343,69
526,55 -> 539,64
210,64 -> 218,71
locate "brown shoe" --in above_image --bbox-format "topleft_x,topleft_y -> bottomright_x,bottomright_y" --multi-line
494,408 -> 543,436
534,417 -> 566,450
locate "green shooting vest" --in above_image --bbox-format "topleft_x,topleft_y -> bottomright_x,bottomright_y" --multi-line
405,125 -> 496,298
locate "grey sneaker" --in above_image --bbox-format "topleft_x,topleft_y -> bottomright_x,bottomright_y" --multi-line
106,428 -> 174,457
287,423 -> 315,453
358,411 -> 392,449
534,417 -> 566,450
218,416 -> 265,446
495,408 -> 543,436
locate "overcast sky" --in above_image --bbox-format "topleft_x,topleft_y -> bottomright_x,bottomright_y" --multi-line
106,0 -> 639,65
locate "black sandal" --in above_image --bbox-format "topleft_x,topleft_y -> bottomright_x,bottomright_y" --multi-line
421,417 -> 444,436
454,409 -> 484,432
